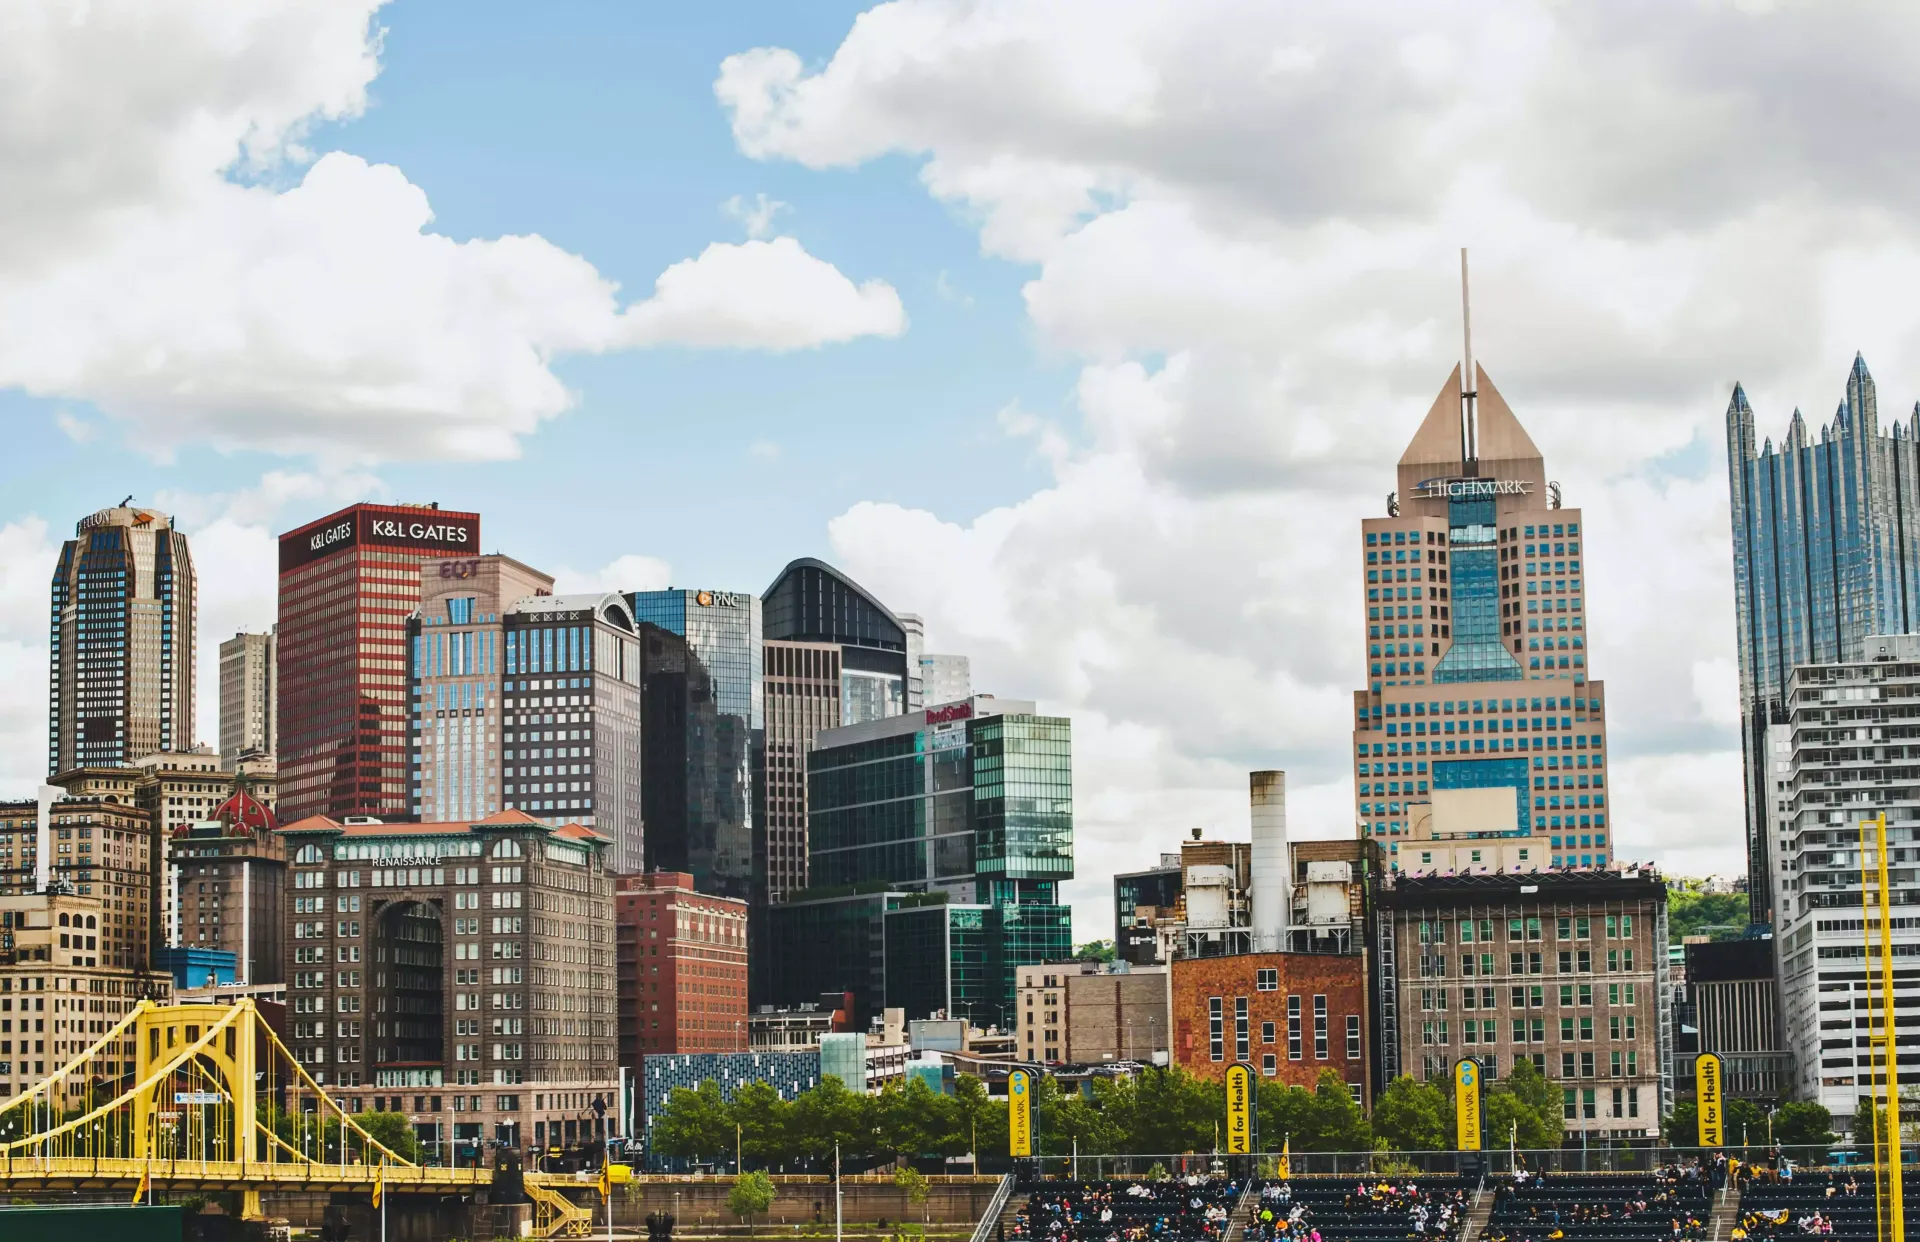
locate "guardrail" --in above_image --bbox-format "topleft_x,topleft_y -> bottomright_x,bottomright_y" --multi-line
966,1173 -> 1016,1242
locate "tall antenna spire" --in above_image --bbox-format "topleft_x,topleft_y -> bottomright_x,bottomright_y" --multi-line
1460,246 -> 1478,473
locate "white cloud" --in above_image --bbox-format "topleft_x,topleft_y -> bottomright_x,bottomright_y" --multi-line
723,192 -> 791,240
0,2 -> 903,465
552,554 -> 674,596
723,0 -> 1920,931
619,238 -> 906,352
53,411 -> 94,443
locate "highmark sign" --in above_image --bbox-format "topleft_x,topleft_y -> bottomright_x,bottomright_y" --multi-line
1415,477 -> 1531,501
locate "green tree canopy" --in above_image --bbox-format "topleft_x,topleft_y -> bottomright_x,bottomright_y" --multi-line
1371,1075 -> 1451,1151
731,1080 -> 792,1165
654,1080 -> 735,1163
1485,1059 -> 1562,1150
728,1169 -> 777,1232
1772,1101 -> 1835,1149
1294,1069 -> 1371,1152
788,1074 -> 872,1166
358,1110 -> 424,1164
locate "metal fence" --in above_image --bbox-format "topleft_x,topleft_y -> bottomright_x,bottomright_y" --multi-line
1012,1144 -> 1854,1180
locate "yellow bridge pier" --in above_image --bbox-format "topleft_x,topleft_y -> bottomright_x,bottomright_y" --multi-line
0,998 -> 596,1236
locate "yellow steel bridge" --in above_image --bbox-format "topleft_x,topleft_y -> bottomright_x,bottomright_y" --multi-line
0,998 -> 597,1235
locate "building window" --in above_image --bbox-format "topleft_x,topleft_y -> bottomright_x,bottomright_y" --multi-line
1262,1020 -> 1276,1045
1313,994 -> 1329,1060
1287,996 -> 1302,1061
1262,1053 -> 1277,1077
1235,997 -> 1250,1062
1208,996 -> 1224,1062
1256,968 -> 1278,992
1346,1015 -> 1361,1061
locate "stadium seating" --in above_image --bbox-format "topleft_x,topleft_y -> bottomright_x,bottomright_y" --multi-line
1014,1178 -> 1245,1242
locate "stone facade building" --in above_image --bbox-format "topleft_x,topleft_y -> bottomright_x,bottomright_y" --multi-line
1374,869 -> 1671,1140
277,809 -> 617,1154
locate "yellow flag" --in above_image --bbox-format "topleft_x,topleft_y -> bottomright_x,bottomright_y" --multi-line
372,1160 -> 385,1209
1277,1137 -> 1290,1180
132,1163 -> 150,1205
598,1161 -> 614,1200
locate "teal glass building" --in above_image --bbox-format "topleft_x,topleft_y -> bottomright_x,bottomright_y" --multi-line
1724,355 -> 1920,922
766,698 -> 1073,1026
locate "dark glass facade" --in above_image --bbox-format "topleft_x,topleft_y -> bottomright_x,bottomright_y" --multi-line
762,559 -> 908,726
1724,355 -> 1920,921
767,700 -> 1074,1025
1113,864 -> 1182,962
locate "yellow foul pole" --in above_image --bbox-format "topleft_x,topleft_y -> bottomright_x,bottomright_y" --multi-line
1858,824 -> 1887,1242
1871,814 -> 1904,1242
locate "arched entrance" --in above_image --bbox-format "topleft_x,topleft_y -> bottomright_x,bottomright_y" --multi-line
373,900 -> 445,1067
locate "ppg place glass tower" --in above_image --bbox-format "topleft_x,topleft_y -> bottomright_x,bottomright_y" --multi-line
1724,355 -> 1920,923
1352,362 -> 1613,872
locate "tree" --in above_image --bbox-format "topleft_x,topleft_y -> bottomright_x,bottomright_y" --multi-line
1662,1101 -> 1700,1149
1725,1098 -> 1769,1149
1484,1059 -> 1561,1151
1772,1101 -> 1835,1150
1293,1069 -> 1370,1152
1075,940 -> 1117,963
1852,1098 -> 1884,1154
874,1077 -> 954,1161
728,1169 -> 778,1233
731,1081 -> 792,1167
788,1075 -> 872,1168
1666,888 -> 1748,943
358,1110 -> 424,1164
1371,1075 -> 1451,1151
653,1080 -> 735,1163
951,1075 -> 1002,1166
893,1165 -> 931,1222
1093,1066 -> 1216,1154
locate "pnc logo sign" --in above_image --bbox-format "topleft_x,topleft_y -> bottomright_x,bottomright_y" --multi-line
694,590 -> 749,608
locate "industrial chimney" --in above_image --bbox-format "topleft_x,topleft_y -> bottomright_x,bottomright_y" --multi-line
1249,770 -> 1288,953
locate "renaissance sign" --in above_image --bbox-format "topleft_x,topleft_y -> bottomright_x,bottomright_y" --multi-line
1415,477 -> 1531,501
280,507 -> 479,572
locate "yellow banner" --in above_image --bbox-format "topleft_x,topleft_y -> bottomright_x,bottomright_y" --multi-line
1008,1068 -> 1033,1157
1225,1063 -> 1254,1154
1454,1058 -> 1482,1151
1695,1053 -> 1723,1148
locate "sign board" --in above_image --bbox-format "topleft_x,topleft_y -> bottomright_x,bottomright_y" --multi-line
1453,1058 -> 1482,1151
1224,1063 -> 1256,1154
1695,1053 -> 1724,1147
174,1091 -> 222,1105
279,506 -> 479,573
1415,477 -> 1532,502
1007,1069 -> 1033,1158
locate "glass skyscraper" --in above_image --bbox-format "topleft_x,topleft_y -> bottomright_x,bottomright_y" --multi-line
1353,363 -> 1612,874
766,697 -> 1074,1026
1724,354 -> 1920,922
627,589 -> 762,898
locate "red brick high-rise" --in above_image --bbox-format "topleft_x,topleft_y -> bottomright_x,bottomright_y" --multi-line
277,503 -> 479,823
615,871 -> 748,1062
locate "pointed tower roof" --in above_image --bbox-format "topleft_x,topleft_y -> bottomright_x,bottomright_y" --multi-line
1471,364 -> 1541,464
1399,364 -> 1465,469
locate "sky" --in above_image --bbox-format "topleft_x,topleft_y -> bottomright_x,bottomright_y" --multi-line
5,0 -> 1920,941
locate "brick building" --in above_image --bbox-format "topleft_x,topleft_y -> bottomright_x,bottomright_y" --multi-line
616,871 -> 749,1061
170,784 -> 286,984
278,808 -> 617,1155
1374,869 -> 1671,1140
1170,951 -> 1370,1103
1015,961 -> 1168,1065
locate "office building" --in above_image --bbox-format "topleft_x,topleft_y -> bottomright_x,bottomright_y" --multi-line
277,808 -> 617,1150
640,1049 -> 819,1162
614,871 -> 749,1062
1373,868 -> 1671,1140
49,503 -> 196,773
1016,960 -> 1169,1065
1354,363 -> 1612,872
0,888 -> 173,1099
169,783 -> 285,985
127,748 -> 259,945
1768,635 -> 1920,1130
219,630 -> 277,767
627,589 -> 762,897
919,653 -> 972,709
762,559 -> 910,728
1725,357 -> 1920,923
277,502 -> 480,823
1681,939 -> 1789,1101
1114,856 -> 1183,965
0,792 -> 158,973
766,696 -> 1073,1027
760,640 -> 842,904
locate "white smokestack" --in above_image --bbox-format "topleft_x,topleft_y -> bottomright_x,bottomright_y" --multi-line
35,785 -> 62,893
1249,770 -> 1288,953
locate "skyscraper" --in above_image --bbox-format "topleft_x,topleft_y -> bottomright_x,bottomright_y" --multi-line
1353,363 -> 1612,873
1724,355 -> 1920,922
760,639 -> 841,903
627,589 -> 762,896
762,560 -> 910,727
219,629 -> 277,766
408,554 -> 553,824
49,504 -> 196,772
276,503 -> 479,823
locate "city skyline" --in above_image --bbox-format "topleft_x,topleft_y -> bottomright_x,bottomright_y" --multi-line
10,4 -> 1920,941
